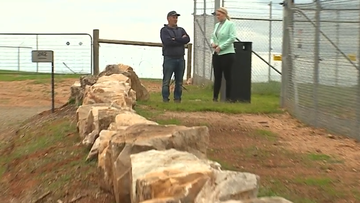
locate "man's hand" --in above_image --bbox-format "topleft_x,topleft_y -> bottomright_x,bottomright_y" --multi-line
182,34 -> 187,38
215,46 -> 221,54
211,43 -> 218,48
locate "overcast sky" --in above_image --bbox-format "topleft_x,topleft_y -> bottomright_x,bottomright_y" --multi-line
0,0 -> 314,42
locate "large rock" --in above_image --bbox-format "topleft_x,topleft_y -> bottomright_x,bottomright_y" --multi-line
87,130 -> 117,161
81,105 -> 124,147
69,81 -> 83,106
196,170 -> 259,202
82,74 -> 136,109
102,124 -> 209,203
97,112 -> 159,193
80,74 -> 98,88
222,197 -> 293,203
76,103 -> 111,139
130,149 -> 259,203
99,64 -> 150,101
109,111 -> 158,130
139,198 -> 180,203
130,149 -> 213,203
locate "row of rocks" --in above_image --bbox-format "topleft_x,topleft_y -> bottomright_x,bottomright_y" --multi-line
72,64 -> 292,203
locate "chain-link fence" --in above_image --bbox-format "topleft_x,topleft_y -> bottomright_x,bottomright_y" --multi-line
282,0 -> 360,140
193,0 -> 283,95
193,0 -> 215,85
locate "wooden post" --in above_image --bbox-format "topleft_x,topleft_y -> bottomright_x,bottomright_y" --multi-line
186,43 -> 193,80
93,29 -> 99,75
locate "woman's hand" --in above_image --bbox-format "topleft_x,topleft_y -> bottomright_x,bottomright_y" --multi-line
215,46 -> 221,54
211,43 -> 218,48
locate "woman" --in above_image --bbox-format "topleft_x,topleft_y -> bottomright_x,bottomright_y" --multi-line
210,7 -> 236,102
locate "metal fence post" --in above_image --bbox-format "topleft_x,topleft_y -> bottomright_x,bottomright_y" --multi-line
280,0 -> 292,108
268,1 -> 273,82
193,0 -> 197,82
36,35 -> 39,72
17,47 -> 20,71
202,0 -> 206,80
335,10 -> 340,86
357,7 -> 360,138
93,29 -> 100,75
186,43 -> 193,80
313,0 -> 321,127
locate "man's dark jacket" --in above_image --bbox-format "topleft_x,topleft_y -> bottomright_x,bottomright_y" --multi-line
160,25 -> 190,58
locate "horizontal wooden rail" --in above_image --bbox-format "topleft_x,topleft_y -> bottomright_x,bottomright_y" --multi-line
93,29 -> 192,79
98,38 -> 191,48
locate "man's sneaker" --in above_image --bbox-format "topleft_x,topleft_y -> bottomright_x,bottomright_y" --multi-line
174,99 -> 181,103
163,98 -> 170,103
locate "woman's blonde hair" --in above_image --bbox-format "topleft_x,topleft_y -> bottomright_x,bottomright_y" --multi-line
217,7 -> 230,20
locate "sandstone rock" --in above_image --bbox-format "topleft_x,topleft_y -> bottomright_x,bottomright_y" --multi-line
97,73 -> 130,84
113,111 -> 158,128
87,136 -> 100,161
80,74 -> 98,88
107,110 -> 157,131
82,74 -> 136,109
98,145 -> 113,193
131,149 -> 213,203
76,103 -> 109,139
99,64 -> 150,101
108,122 -> 127,131
103,124 -> 209,203
139,198 -> 179,203
87,130 -> 117,161
202,159 -> 222,170
130,149 -> 259,203
69,81 -> 83,105
222,197 -> 293,203
82,106 -> 123,147
195,170 -> 259,202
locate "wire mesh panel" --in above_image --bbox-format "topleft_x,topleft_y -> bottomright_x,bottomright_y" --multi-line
0,34 -> 92,74
283,0 -> 360,140
223,0 -> 283,94
193,0 -> 215,85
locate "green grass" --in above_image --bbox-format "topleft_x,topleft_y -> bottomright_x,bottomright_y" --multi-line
294,177 -> 333,187
0,112 -> 104,201
253,129 -> 278,141
0,69 -> 84,81
136,83 -> 281,114
252,81 -> 281,96
258,182 -> 318,203
156,118 -> 182,125
306,153 -> 343,164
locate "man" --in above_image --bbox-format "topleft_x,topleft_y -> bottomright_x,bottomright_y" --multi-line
160,11 -> 190,103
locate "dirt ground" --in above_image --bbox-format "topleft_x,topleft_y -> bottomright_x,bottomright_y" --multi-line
1,78 -> 360,203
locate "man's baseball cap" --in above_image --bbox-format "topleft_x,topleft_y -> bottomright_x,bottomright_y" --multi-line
167,11 -> 180,17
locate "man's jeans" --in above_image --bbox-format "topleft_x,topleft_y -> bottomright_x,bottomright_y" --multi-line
162,56 -> 185,102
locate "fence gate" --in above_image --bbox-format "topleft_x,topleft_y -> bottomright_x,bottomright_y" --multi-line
193,0 -> 216,85
281,0 -> 360,140
0,33 -> 93,74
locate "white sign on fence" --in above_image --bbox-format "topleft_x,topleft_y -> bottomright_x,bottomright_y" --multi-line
32,50 -> 54,62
